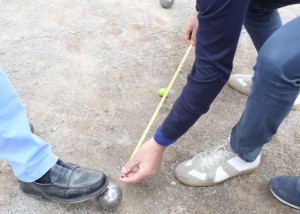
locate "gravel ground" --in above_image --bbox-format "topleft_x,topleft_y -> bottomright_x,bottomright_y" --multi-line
0,1 -> 300,213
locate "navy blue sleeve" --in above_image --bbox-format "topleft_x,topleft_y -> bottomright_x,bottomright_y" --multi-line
155,0 -> 251,146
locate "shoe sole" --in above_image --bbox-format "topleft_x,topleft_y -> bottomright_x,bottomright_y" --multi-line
270,186 -> 300,210
175,166 -> 259,187
20,177 -> 109,203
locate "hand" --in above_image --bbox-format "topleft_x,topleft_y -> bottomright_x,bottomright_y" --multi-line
120,138 -> 166,183
184,10 -> 199,46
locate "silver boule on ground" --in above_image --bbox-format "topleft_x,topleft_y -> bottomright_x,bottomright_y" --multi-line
96,182 -> 123,210
159,0 -> 174,9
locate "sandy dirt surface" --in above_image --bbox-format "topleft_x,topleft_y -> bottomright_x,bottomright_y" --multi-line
0,1 -> 300,213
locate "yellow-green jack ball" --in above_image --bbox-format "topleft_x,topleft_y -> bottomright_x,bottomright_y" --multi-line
159,88 -> 167,97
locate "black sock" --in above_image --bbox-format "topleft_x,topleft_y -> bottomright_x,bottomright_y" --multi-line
35,169 -> 51,183
34,160 -> 60,183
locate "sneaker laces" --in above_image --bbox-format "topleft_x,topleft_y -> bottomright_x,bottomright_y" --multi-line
193,140 -> 234,171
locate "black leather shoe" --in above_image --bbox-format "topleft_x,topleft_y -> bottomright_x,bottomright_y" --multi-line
18,160 -> 109,203
29,123 -> 34,133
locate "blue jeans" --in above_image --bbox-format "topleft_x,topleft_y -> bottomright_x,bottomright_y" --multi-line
0,69 -> 57,182
244,0 -> 299,51
230,12 -> 300,162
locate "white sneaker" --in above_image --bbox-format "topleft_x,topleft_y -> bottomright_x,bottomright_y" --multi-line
228,74 -> 252,96
294,95 -> 300,110
175,139 -> 260,186
228,74 -> 300,110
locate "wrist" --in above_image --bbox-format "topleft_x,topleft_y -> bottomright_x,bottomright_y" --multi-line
150,138 -> 167,152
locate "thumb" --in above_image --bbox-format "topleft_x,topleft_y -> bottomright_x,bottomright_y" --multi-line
191,31 -> 196,46
122,156 -> 140,174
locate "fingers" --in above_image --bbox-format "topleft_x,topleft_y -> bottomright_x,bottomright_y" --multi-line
121,156 -> 140,175
120,170 -> 147,183
184,25 -> 194,46
183,10 -> 199,46
120,165 -> 149,184
184,34 -> 195,46
191,29 -> 196,46
120,138 -> 166,184
184,37 -> 192,46
184,29 -> 192,45
120,155 -> 142,183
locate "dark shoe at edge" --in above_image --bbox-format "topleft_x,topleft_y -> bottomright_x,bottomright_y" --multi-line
29,123 -> 34,133
269,176 -> 300,210
18,160 -> 109,203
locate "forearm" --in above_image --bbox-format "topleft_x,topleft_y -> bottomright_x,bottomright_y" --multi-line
155,65 -> 228,145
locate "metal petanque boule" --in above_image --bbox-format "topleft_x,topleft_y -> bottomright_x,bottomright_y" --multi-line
96,182 -> 122,210
159,0 -> 174,9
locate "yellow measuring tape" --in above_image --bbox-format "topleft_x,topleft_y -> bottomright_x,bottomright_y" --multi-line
130,44 -> 193,159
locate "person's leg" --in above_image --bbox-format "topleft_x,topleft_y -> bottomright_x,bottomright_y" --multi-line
230,16 -> 300,161
175,16 -> 300,187
0,68 -> 109,203
228,1 -> 300,109
244,5 -> 281,52
0,68 -> 58,182
245,0 -> 300,52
